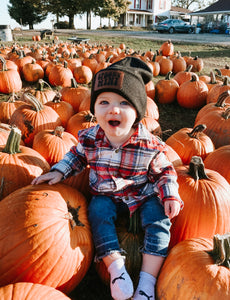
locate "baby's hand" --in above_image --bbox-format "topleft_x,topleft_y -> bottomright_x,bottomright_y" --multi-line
31,171 -> 63,185
164,200 -> 181,219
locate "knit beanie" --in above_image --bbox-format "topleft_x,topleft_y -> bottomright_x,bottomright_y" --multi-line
90,56 -> 153,123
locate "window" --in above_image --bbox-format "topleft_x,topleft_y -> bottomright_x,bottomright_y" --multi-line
135,0 -> 141,9
147,0 -> 152,10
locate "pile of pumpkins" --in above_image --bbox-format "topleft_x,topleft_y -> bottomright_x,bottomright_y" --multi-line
0,38 -> 229,300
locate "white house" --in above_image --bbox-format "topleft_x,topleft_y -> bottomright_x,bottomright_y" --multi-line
119,0 -> 171,28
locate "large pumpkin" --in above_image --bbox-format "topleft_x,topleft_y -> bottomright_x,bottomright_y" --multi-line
204,145 -> 230,184
157,233 -> 230,300
169,156 -> 230,249
0,282 -> 71,300
0,183 -> 93,294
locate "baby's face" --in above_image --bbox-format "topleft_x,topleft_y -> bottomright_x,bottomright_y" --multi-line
94,92 -> 137,146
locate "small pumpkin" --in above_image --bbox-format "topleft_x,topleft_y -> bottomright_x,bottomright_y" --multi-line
177,74 -> 208,109
155,71 -> 179,104
22,59 -> 44,83
59,78 -> 91,113
32,126 -> 78,166
45,93 -> 75,127
0,56 -> 22,94
0,93 -> 25,123
66,110 -> 97,140
165,124 -> 215,165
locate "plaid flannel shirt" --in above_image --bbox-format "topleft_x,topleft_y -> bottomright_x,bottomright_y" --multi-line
51,123 -> 183,215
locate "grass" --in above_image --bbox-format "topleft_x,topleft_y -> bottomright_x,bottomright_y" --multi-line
0,32 -> 229,299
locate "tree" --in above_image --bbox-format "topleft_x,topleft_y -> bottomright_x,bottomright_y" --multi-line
96,0 -> 131,23
8,0 -> 48,29
172,0 -> 216,10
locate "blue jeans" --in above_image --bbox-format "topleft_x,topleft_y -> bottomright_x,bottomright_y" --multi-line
88,195 -> 171,260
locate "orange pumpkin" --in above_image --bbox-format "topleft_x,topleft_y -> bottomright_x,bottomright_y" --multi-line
66,110 -> 97,140
0,93 -> 25,123
171,51 -> 186,74
145,80 -> 155,100
0,183 -> 93,294
177,74 -> 208,109
194,106 -> 230,148
21,79 -> 57,105
73,65 -> 93,84
48,61 -> 73,87
59,78 -> 91,113
155,71 -> 179,104
186,55 -> 204,72
32,126 -> 78,166
145,96 -> 159,120
45,93 -> 75,128
165,124 -> 215,165
0,127 -> 50,200
0,56 -> 22,94
204,145 -> 230,184
9,93 -> 62,147
206,76 -> 230,104
173,64 -> 197,86
195,90 -> 230,125
159,40 -> 174,56
157,233 -> 230,300
169,156 -> 230,249
0,282 -> 71,299
22,59 -> 44,83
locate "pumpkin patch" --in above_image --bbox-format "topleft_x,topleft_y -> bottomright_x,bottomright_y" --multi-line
0,36 -> 230,300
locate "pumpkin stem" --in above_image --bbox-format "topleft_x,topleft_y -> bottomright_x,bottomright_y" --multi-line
22,93 -> 44,111
2,126 -> 21,154
207,233 -> 230,268
85,112 -> 97,123
165,71 -> 172,80
53,126 -> 64,138
222,107 -> 230,120
128,210 -> 142,235
37,79 -> 53,91
191,74 -> 198,82
215,90 -> 230,107
187,124 -> 206,139
188,156 -> 209,180
185,65 -> 193,72
0,55 -> 7,71
66,202 -> 85,230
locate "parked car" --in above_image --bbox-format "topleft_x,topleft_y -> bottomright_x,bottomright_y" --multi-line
155,19 -> 195,34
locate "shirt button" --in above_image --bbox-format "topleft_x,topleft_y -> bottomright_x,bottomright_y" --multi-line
125,196 -> 129,200
115,149 -> 119,153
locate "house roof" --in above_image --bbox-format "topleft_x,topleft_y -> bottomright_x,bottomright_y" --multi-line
171,6 -> 192,14
190,0 -> 230,15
